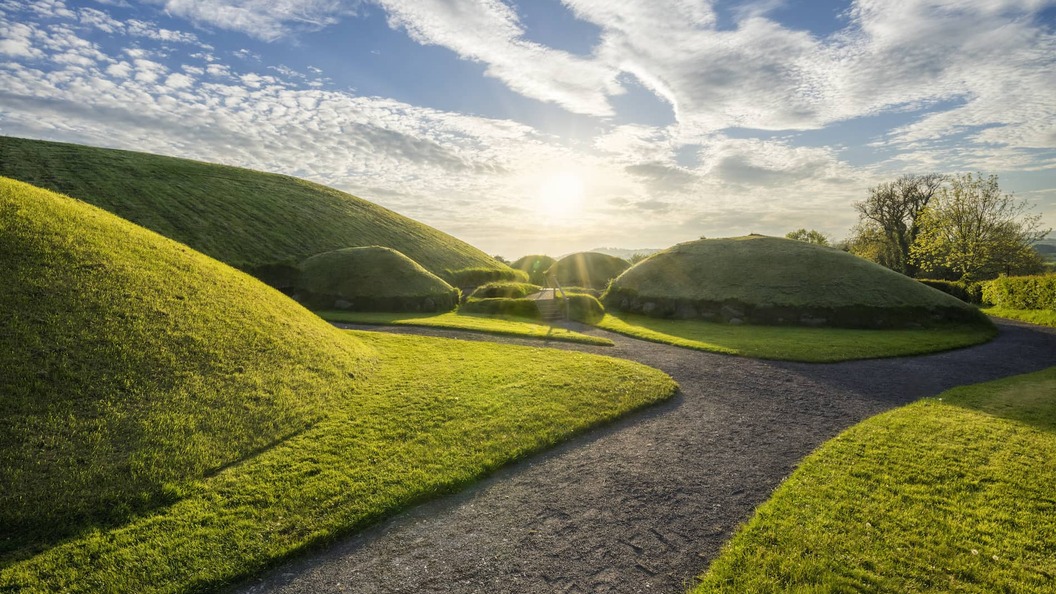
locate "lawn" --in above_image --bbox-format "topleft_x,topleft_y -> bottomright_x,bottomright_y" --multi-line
1,332 -> 675,592
695,366 -> 1056,593
319,310 -> 614,346
982,306 -> 1056,328
597,313 -> 996,362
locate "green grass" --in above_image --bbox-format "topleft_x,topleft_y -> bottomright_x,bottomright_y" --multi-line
550,251 -> 630,290
2,331 -> 674,592
983,306 -> 1056,328
0,135 -> 506,279
0,177 -> 372,556
319,310 -> 614,346
297,246 -> 459,312
695,366 -> 1056,593
597,313 -> 996,362
1,177 -> 675,591
604,236 -> 987,328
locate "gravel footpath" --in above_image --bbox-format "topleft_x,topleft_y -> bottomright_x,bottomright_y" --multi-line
237,320 -> 1056,594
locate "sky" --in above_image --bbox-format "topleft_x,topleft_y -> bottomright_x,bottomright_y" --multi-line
1,0 -> 1054,258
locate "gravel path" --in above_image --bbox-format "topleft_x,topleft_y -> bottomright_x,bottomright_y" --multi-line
237,320 -> 1056,594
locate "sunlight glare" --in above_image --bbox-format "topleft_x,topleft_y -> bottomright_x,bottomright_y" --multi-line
537,172 -> 585,218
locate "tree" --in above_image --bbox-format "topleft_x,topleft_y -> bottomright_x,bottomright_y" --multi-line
785,228 -> 830,246
851,173 -> 946,276
910,173 -> 1049,281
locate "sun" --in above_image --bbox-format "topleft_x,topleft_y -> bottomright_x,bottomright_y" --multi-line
536,172 -> 585,218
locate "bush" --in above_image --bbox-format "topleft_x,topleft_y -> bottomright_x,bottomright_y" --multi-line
564,293 -> 604,324
918,279 -> 983,304
444,267 -> 528,287
469,281 -> 542,300
460,297 -> 541,319
981,275 -> 1056,310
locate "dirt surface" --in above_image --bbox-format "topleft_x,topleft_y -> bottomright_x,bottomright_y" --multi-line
237,320 -> 1056,594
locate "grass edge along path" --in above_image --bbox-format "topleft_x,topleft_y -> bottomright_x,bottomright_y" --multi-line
694,366 -> 1056,593
982,306 -> 1056,328
1,332 -> 675,593
596,313 -> 996,362
319,310 -> 614,346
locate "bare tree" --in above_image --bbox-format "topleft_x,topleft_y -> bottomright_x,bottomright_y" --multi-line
852,173 -> 946,276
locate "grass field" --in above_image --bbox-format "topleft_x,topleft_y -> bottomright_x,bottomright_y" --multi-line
319,310 -> 614,346
0,135 -> 505,279
1,177 -> 676,591
597,313 -> 996,362
695,366 -> 1056,593
983,306 -> 1056,328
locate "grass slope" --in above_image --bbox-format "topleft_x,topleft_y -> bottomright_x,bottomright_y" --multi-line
696,367 -> 1056,593
598,313 -> 996,362
0,135 -> 504,279
2,177 -> 675,591
549,252 -> 630,290
319,310 -> 614,346
606,236 -> 988,327
297,246 -> 459,312
0,177 -> 373,558
2,332 -> 675,592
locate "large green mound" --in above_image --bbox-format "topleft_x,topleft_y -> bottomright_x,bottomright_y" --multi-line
297,246 -> 459,312
0,177 -> 373,556
605,236 -> 990,328
511,254 -> 556,285
549,252 -> 630,290
0,136 -> 507,286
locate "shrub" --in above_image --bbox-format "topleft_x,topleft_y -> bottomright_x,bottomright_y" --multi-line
469,281 -> 542,300
918,279 -> 983,304
564,293 -> 604,324
981,274 -> 1056,310
460,297 -> 541,319
445,266 -> 528,287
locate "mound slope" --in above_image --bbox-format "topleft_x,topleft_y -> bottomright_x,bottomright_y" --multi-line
0,136 -> 506,284
549,252 -> 630,290
0,177 -> 373,554
605,236 -> 990,328
297,246 -> 459,312
511,254 -> 556,285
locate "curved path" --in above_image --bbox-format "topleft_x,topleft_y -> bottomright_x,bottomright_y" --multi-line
238,320 -> 1056,594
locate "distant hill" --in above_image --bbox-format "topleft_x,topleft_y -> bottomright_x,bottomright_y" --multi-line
589,247 -> 663,260
0,176 -> 373,553
0,136 -> 507,284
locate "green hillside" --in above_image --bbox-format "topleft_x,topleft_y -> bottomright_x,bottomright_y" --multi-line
548,251 -> 631,290
0,136 -> 506,283
0,177 -> 373,556
605,235 -> 990,328
297,246 -> 460,312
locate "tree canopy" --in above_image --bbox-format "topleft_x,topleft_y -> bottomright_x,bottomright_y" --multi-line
850,173 -> 945,276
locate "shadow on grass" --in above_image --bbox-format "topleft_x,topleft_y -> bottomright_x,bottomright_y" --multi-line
942,366 -> 1056,434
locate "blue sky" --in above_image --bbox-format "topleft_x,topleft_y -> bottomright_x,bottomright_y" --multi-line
1,0 -> 1054,257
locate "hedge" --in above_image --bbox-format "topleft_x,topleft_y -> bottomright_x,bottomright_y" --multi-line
918,279 -> 983,304
444,267 -> 528,287
460,294 -> 606,324
981,275 -> 1056,310
468,281 -> 542,300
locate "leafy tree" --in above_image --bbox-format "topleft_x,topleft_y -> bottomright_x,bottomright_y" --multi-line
910,173 -> 1049,281
851,173 -> 946,275
785,228 -> 830,246
628,252 -> 650,264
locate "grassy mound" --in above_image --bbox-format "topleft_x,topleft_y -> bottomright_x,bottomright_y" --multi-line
696,366 -> 1056,592
0,136 -> 507,285
512,254 -> 556,284
468,281 -> 542,299
548,252 -> 630,290
0,177 -> 373,557
297,246 -> 459,312
605,236 -> 990,328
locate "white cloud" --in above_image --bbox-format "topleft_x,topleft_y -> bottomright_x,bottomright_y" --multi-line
143,0 -> 361,41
